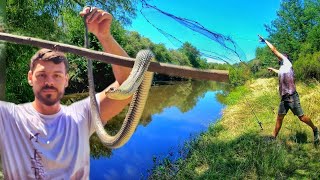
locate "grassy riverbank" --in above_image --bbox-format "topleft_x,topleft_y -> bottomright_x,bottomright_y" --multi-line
149,78 -> 320,179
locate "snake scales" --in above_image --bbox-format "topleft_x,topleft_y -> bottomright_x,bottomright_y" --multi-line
89,50 -> 154,149
84,8 -> 154,148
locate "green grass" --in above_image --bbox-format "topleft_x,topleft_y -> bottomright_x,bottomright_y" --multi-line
148,78 -> 320,179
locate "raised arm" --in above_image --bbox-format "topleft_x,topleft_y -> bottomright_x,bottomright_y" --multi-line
258,35 -> 286,61
80,7 -> 132,123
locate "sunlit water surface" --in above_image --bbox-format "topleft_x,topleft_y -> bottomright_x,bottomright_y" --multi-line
89,81 -> 226,179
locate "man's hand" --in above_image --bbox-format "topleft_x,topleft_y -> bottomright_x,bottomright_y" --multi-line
258,34 -> 265,43
79,7 -> 112,39
267,67 -> 279,74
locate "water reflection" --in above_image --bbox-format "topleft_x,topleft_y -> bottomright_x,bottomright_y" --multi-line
63,81 -> 227,179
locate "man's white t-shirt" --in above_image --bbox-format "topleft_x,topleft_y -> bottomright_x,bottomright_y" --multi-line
278,56 -> 296,96
0,96 -> 96,179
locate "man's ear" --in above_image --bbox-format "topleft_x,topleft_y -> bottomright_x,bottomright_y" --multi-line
27,70 -> 33,86
65,74 -> 69,88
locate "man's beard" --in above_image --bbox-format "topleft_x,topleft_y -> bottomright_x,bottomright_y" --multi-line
34,85 -> 64,106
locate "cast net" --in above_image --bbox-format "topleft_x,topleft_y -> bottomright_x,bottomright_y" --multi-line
139,0 -> 246,64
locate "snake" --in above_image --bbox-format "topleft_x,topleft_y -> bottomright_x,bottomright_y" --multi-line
90,50 -> 154,149
84,7 -> 154,148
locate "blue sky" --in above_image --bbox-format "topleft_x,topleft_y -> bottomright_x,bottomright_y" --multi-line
126,0 -> 281,63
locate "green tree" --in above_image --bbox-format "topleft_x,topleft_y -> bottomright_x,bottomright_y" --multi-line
151,43 -> 172,63
168,50 -> 191,66
179,42 -> 202,68
229,62 -> 251,86
254,0 -> 320,81
251,46 -> 278,77
294,51 -> 320,80
123,31 -> 153,57
265,0 -> 308,61
4,0 -> 138,102
5,0 -> 63,102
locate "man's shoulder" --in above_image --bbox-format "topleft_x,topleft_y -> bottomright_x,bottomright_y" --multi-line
282,56 -> 292,66
0,100 -> 21,110
63,96 -> 90,111
0,101 -> 33,119
64,93 -> 101,108
0,101 -> 32,106
0,100 -> 14,105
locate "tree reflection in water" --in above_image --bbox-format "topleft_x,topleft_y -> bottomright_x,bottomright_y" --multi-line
62,80 -> 229,159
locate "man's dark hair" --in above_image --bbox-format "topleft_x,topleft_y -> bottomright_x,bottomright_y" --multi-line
30,48 -> 69,72
283,53 -> 292,63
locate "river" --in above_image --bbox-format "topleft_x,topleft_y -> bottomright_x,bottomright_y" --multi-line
78,81 -> 227,179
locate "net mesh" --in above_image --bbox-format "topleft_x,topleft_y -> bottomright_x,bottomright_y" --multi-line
140,0 -> 246,64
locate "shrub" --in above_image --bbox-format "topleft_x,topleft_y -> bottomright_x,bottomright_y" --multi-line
294,52 -> 320,81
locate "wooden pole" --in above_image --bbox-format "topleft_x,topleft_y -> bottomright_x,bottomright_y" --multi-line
0,32 -> 229,82
0,6 -> 6,100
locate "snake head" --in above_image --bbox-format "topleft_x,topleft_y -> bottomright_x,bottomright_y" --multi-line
105,87 -> 117,96
105,86 -> 133,100
109,87 -> 116,92
105,86 -> 128,100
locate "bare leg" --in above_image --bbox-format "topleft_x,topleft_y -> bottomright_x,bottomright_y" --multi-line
298,115 -> 319,144
298,115 -> 316,130
273,114 -> 285,138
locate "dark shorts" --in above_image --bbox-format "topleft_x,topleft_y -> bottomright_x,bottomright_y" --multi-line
278,91 -> 304,116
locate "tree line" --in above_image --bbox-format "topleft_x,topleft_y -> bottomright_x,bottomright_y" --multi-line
2,0 -> 222,103
1,0 -> 319,103
241,0 -> 320,84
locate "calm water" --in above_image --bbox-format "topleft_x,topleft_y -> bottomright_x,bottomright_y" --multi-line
88,81 -> 226,180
